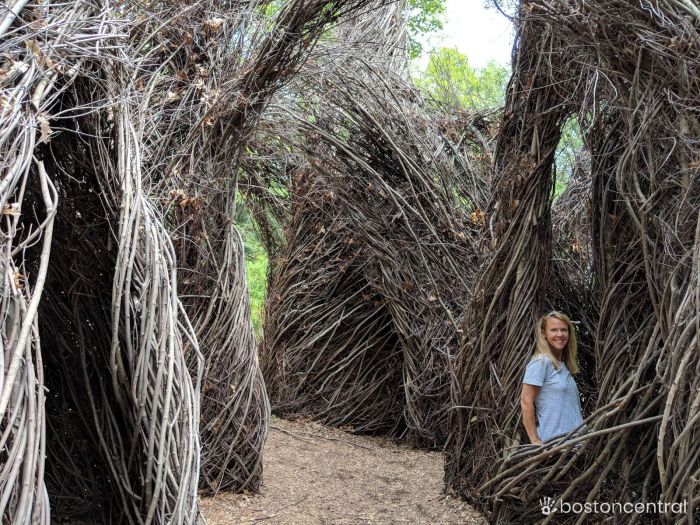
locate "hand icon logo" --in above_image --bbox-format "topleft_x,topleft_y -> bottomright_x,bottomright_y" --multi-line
540,497 -> 554,515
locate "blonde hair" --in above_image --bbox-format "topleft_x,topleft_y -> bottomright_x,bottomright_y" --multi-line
532,311 -> 579,374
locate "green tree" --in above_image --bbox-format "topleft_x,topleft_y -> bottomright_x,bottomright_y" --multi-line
417,47 -> 508,110
553,116 -> 585,198
245,250 -> 268,337
235,203 -> 268,337
406,0 -> 446,59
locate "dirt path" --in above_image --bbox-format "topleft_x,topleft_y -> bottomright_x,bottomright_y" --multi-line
200,417 -> 485,524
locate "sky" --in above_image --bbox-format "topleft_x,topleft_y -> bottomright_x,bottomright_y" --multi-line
420,0 -> 515,69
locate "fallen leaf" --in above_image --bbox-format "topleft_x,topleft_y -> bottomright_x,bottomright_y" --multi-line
169,189 -> 186,201
2,203 -> 20,216
204,18 -> 225,31
37,113 -> 53,143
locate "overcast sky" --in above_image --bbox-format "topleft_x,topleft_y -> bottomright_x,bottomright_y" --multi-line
419,1 -> 514,69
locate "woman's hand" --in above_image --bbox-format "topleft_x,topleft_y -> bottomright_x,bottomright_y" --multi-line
520,383 -> 541,445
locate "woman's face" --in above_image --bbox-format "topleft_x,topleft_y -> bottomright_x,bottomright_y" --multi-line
543,317 -> 569,354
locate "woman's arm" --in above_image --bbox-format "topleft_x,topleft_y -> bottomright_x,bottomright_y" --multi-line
520,384 -> 542,445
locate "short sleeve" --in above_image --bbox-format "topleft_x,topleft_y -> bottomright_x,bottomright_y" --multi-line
523,357 -> 547,386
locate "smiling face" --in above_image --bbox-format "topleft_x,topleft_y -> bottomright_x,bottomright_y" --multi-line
543,317 -> 569,358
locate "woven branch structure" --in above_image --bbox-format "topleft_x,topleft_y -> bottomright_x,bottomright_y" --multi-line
446,2 -> 700,523
127,0 -> 380,495
1,4 -> 203,518
2,0 -> 698,522
0,0 -> 381,522
258,3 -> 496,446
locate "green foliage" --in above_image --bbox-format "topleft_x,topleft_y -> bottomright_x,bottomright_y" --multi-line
553,116 -> 584,198
260,0 -> 283,17
246,249 -> 268,338
406,0 -> 447,59
235,203 -> 268,337
416,47 -> 508,109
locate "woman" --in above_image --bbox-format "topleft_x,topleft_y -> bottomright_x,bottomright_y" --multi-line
520,311 -> 583,445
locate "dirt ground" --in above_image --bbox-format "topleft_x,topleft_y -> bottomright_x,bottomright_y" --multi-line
200,417 -> 485,525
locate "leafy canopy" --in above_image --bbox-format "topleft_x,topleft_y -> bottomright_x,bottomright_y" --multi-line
417,47 -> 509,110
236,203 -> 268,337
406,0 -> 446,59
553,116 -> 585,198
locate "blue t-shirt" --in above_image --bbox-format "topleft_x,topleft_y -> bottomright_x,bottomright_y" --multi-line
523,355 -> 583,441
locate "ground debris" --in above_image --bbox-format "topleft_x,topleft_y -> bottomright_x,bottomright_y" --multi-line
200,417 -> 485,524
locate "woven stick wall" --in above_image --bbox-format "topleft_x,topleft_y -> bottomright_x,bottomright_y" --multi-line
446,1 -> 700,523
1,2 -> 203,517
259,14 -> 496,444
40,78 -> 202,523
132,0 -> 385,493
262,168 -> 407,435
2,0 -> 387,521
